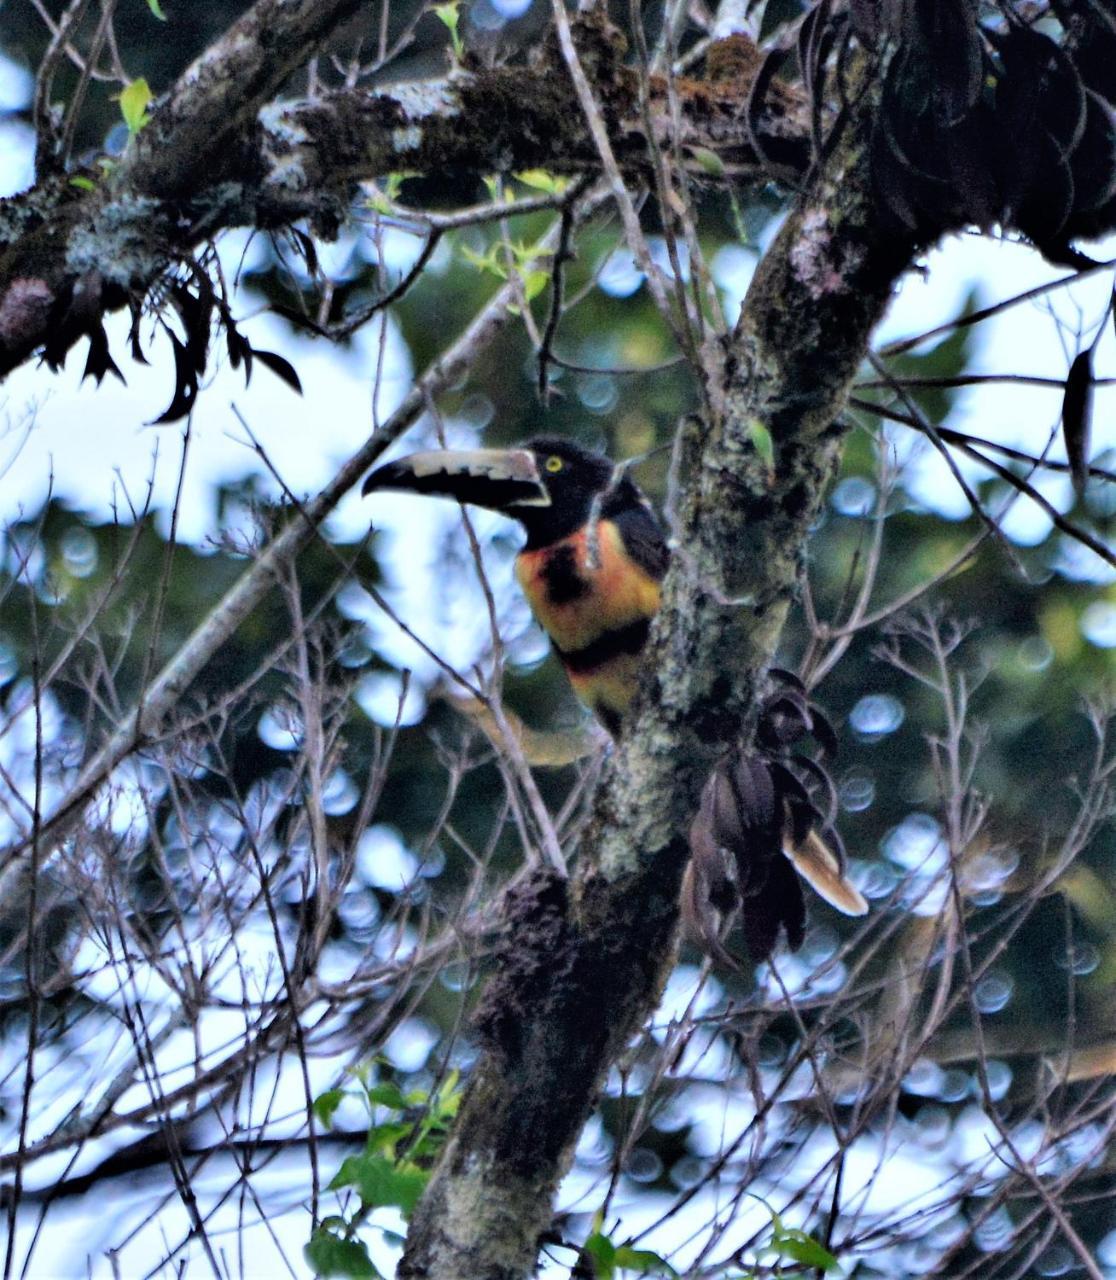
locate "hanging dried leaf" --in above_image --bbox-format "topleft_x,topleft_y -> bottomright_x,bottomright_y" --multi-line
797,0 -> 839,159
1018,132 -> 1077,246
1054,0 -> 1116,101
128,301 -> 150,366
168,279 -> 214,377
1065,91 -> 1116,236
994,24 -> 1086,156
1061,347 -> 1094,498
881,0 -> 982,125
81,321 -> 124,386
742,856 -> 805,959
149,331 -> 199,423
290,227 -> 320,279
686,676 -> 866,965
252,348 -> 303,394
226,323 -> 254,381
797,1 -> 827,102
744,48 -> 790,176
43,272 -> 105,372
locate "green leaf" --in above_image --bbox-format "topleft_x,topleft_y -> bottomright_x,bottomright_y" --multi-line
461,244 -> 507,280
329,1153 -> 428,1215
584,1231 -> 616,1278
613,1245 -> 678,1276
118,78 -> 153,135
365,1119 -> 412,1154
515,169 -> 570,195
313,1089 -> 347,1129
509,240 -> 553,266
304,1228 -> 380,1278
769,1231 -> 841,1271
747,419 -> 774,468
689,147 -> 725,177
69,175 -> 96,191
347,1061 -> 374,1088
435,1068 -> 460,1107
432,1 -> 463,57
364,1081 -> 410,1111
366,171 -> 412,213
146,0 -> 167,19
520,269 -> 549,303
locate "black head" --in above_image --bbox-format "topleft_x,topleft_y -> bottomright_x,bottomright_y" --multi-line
362,435 -> 640,549
515,436 -> 616,547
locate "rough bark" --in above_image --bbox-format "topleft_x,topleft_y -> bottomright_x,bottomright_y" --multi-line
4,1 -> 1111,1275
396,57 -> 921,1280
0,7 -> 807,380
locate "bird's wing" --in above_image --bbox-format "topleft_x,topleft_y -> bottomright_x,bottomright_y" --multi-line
610,499 -> 670,582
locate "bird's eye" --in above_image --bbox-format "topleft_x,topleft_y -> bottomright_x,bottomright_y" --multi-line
545,456 -> 563,473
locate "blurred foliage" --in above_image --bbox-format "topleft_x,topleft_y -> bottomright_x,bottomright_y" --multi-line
3,192 -> 1113,1265
1,4 -> 1115,1271
306,1066 -> 462,1278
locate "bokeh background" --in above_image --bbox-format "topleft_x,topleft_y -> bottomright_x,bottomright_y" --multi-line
1,2 -> 1115,1276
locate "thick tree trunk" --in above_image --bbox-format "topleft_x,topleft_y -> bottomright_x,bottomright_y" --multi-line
397,60 -> 921,1280
3,1 -> 1108,1274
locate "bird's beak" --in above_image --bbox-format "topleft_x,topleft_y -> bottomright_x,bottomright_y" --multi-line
361,448 -> 551,510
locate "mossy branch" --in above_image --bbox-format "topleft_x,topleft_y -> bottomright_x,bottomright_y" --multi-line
396,56 -> 922,1280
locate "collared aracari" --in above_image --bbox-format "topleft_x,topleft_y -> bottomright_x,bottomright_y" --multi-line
362,436 -> 867,960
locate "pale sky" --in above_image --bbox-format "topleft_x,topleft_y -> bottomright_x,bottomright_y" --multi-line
2,38 -> 1116,1280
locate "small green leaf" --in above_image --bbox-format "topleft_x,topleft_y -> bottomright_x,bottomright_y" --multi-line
689,147 -> 725,177
329,1153 -> 428,1215
313,1089 -> 347,1129
515,169 -> 570,195
769,1231 -> 841,1271
509,240 -> 552,266
347,1062 -> 373,1087
584,1231 -> 616,1278
146,0 -> 167,19
118,77 -> 153,135
747,419 -> 774,468
305,1228 -> 380,1279
432,1 -> 463,58
461,244 -> 507,280
364,1082 -> 410,1111
364,1119 -> 411,1154
520,269 -> 549,303
429,1071 -> 461,1123
69,175 -> 96,191
613,1245 -> 678,1276
366,170 -> 412,213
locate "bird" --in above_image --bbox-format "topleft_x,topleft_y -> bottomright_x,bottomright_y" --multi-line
363,435 -> 867,960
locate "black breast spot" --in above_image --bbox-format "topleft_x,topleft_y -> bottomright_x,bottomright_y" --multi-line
543,544 -> 590,604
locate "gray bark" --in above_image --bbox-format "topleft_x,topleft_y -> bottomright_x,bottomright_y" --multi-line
398,55 -> 921,1280
1,1 -> 1109,1275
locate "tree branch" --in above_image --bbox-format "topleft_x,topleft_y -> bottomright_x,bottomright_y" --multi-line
0,195 -> 606,887
0,6 -> 809,380
397,52 -> 923,1280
